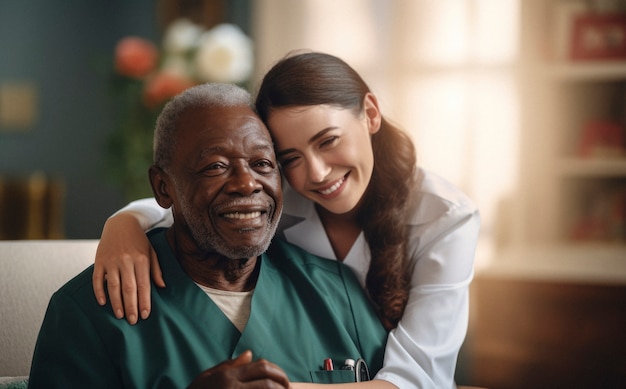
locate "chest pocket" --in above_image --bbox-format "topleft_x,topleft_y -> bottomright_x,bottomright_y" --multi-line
310,370 -> 355,383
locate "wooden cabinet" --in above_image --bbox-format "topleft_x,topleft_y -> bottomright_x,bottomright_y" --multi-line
461,274 -> 626,389
457,247 -> 626,388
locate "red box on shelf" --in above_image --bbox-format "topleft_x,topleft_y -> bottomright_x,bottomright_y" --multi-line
570,13 -> 626,60
577,120 -> 625,158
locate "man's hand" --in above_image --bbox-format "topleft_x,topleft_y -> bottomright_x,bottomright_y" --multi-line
187,350 -> 291,389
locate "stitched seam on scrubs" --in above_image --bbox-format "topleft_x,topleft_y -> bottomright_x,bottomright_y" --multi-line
337,262 -> 363,353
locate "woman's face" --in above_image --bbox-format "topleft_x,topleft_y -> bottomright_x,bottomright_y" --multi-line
267,94 -> 381,215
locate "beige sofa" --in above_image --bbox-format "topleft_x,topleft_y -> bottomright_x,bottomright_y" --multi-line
0,240 -> 98,381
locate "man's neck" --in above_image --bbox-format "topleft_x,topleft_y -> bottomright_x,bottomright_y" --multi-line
166,229 -> 260,292
185,256 -> 260,292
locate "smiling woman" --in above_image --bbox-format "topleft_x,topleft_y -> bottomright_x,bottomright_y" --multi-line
91,51 -> 481,389
253,0 -> 521,261
269,103 -> 378,218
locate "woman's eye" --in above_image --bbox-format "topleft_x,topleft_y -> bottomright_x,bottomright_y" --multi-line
279,156 -> 299,169
320,136 -> 338,148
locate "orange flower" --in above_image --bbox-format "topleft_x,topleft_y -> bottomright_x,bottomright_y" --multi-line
143,72 -> 194,108
114,37 -> 158,79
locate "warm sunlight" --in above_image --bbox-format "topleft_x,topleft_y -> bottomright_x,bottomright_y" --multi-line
259,0 -> 521,260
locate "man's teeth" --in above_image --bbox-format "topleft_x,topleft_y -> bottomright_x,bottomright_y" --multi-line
223,211 -> 261,219
319,177 -> 344,195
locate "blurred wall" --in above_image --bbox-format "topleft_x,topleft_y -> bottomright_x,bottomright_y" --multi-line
0,1 -> 158,238
0,1 -> 251,239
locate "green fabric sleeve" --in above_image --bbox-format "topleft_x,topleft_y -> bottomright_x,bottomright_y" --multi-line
28,285 -> 121,389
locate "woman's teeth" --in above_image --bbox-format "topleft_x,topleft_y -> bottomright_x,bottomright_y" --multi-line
224,211 -> 261,219
319,177 -> 344,195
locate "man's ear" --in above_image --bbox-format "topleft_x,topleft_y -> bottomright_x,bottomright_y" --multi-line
149,165 -> 173,209
363,92 -> 382,135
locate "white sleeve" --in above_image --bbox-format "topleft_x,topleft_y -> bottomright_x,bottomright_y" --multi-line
375,191 -> 480,389
111,198 -> 173,231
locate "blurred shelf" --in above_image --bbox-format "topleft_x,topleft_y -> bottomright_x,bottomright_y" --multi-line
556,157 -> 626,177
479,243 -> 626,284
541,61 -> 626,81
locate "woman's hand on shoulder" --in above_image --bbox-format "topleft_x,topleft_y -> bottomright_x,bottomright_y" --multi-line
92,211 -> 165,325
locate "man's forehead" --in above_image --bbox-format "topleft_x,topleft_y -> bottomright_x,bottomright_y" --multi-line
179,103 -> 260,128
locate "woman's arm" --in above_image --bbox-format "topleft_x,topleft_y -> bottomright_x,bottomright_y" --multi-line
375,185 -> 480,388
92,198 -> 173,324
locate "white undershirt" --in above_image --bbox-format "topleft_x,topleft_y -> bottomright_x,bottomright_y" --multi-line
195,283 -> 254,333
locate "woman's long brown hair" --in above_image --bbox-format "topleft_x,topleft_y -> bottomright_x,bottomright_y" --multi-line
255,51 -> 416,330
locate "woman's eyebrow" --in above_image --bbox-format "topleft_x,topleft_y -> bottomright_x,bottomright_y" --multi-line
309,127 -> 337,142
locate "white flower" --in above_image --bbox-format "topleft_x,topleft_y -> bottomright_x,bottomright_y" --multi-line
194,23 -> 254,83
162,18 -> 203,54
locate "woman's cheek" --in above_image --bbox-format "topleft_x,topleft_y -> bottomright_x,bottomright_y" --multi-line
283,168 -> 305,192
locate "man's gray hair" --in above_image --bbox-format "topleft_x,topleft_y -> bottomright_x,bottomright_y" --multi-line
153,83 -> 254,169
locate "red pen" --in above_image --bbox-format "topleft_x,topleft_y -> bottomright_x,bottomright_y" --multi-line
323,358 -> 334,371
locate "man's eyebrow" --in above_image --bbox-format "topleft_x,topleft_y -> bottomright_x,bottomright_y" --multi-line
275,127 -> 338,158
254,142 -> 275,152
198,146 -> 224,159
197,142 -> 274,160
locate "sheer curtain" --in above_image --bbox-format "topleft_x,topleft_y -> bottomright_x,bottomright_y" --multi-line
253,0 -> 520,261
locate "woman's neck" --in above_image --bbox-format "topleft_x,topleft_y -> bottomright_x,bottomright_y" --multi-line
315,204 -> 362,261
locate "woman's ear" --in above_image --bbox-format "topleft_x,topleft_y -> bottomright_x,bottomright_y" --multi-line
149,165 -> 173,209
363,92 -> 382,135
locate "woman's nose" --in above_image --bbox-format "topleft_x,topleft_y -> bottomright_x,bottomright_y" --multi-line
307,155 -> 331,184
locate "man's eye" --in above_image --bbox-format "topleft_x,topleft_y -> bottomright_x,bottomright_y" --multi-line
201,162 -> 228,176
253,159 -> 275,172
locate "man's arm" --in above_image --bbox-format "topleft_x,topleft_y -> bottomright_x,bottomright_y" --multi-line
28,293 -> 121,388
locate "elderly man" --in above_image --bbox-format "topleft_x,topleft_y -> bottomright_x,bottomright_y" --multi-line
28,84 -> 387,388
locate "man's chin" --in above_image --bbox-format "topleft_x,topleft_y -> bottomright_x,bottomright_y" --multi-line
218,245 -> 267,260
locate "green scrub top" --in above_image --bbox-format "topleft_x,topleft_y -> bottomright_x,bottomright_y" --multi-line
28,229 -> 387,388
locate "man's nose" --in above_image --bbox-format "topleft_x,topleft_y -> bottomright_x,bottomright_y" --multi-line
225,162 -> 262,195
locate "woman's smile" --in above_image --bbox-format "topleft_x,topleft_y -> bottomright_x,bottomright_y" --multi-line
314,173 -> 348,198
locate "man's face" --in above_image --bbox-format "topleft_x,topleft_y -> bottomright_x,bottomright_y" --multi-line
161,104 -> 282,259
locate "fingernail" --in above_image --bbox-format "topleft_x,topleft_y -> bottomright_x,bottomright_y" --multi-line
115,309 -> 123,318
128,314 -> 137,324
141,310 -> 149,319
97,297 -> 105,306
